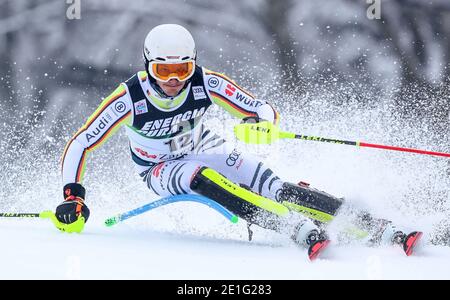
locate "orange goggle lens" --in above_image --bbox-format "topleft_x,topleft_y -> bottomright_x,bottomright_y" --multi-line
151,61 -> 194,82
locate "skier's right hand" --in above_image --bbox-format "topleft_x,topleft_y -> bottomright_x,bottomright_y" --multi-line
234,118 -> 280,145
55,183 -> 90,225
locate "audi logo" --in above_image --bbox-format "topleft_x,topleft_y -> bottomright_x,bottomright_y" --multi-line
226,150 -> 241,166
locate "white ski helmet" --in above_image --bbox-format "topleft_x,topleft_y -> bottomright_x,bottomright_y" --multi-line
143,24 -> 197,82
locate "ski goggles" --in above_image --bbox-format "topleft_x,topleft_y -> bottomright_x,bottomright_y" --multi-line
148,61 -> 195,82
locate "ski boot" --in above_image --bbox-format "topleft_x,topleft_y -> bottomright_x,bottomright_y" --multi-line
307,230 -> 331,261
292,219 -> 330,261
377,222 -> 423,256
392,231 -> 423,256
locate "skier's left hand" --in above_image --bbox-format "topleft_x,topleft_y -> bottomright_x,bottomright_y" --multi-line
56,183 -> 90,224
52,198 -> 89,233
55,197 -> 90,225
51,183 -> 90,233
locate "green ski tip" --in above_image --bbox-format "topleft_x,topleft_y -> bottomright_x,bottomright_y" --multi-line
230,215 -> 238,223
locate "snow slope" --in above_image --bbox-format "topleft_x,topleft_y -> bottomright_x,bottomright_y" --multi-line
1,212 -> 450,280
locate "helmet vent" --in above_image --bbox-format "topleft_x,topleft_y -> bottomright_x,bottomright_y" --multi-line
181,56 -> 190,60
155,57 -> 166,61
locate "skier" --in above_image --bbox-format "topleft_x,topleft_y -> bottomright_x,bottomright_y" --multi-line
55,24 -> 422,260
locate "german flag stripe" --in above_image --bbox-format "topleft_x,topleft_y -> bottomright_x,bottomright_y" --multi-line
61,126 -> 85,170
210,91 -> 257,117
205,71 -> 255,99
83,89 -> 127,129
75,150 -> 87,183
75,111 -> 131,182
139,72 -> 148,82
60,88 -> 127,170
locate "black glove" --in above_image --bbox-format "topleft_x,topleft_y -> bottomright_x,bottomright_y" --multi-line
241,116 -> 267,124
56,183 -> 90,224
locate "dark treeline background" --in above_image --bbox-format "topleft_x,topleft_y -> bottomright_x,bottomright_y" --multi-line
1,0 -> 449,150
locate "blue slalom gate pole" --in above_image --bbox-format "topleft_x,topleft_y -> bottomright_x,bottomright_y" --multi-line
105,194 -> 238,226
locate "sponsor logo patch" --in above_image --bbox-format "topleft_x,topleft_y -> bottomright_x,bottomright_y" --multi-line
225,84 -> 236,97
207,77 -> 219,88
226,149 -> 242,167
235,92 -> 263,108
85,115 -> 110,143
114,101 -> 126,113
134,147 -> 157,159
138,107 -> 207,138
134,99 -> 148,115
192,86 -> 206,100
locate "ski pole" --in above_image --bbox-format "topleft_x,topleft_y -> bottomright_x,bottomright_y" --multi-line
0,212 -> 41,218
105,194 -> 239,227
0,210 -> 85,233
234,121 -> 450,158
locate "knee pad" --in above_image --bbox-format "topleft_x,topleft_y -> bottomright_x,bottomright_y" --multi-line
147,161 -> 202,196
